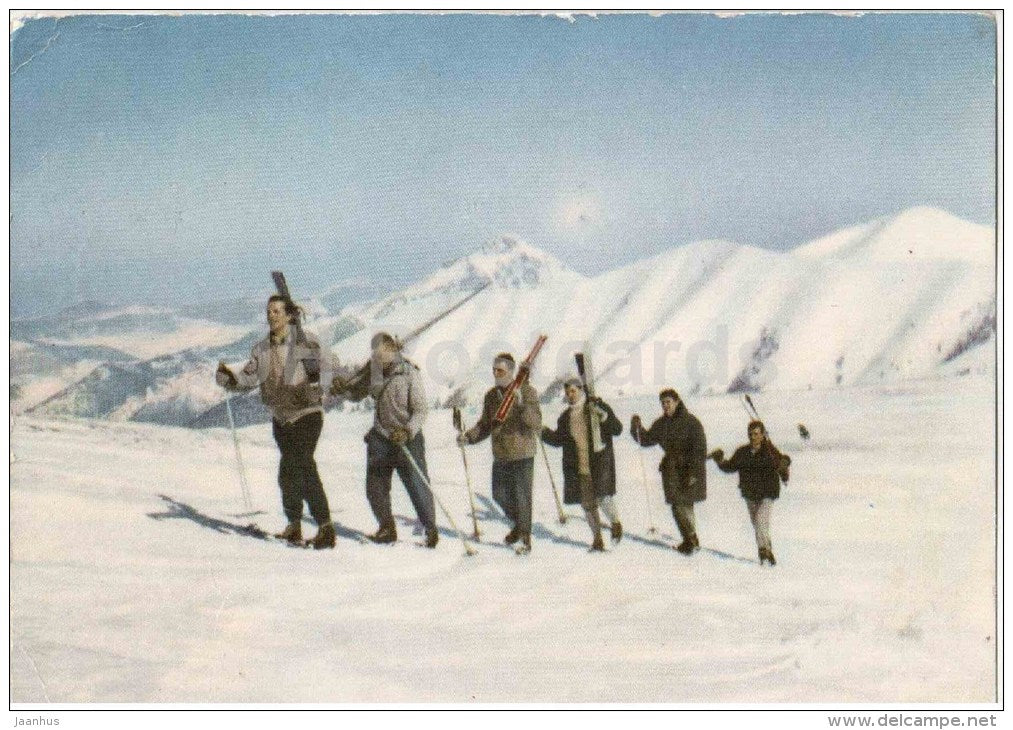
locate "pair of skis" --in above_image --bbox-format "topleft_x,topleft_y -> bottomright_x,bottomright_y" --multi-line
576,352 -> 657,538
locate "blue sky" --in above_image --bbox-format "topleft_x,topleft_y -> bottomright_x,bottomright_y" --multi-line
10,12 -> 996,317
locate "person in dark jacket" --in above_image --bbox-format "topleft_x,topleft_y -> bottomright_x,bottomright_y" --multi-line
541,377 -> 623,551
710,419 -> 791,566
631,388 -> 707,554
457,353 -> 542,553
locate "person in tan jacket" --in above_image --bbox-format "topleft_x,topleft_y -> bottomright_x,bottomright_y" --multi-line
457,353 -> 542,553
216,294 -> 343,549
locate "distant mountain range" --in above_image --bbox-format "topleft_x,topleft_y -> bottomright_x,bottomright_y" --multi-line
12,207 -> 995,428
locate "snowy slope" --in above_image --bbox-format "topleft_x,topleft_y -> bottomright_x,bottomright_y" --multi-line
9,379 -> 996,702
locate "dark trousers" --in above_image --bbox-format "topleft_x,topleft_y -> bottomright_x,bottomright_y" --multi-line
365,429 -> 436,530
491,457 -> 534,534
671,502 -> 698,543
272,411 -> 330,526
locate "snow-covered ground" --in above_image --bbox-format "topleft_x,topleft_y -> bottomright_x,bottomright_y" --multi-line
9,377 -> 996,703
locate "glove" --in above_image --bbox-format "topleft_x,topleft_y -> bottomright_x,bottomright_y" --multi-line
390,428 -> 410,446
456,432 -> 470,447
708,449 -> 724,461
777,455 -> 791,483
216,361 -> 237,388
330,375 -> 349,396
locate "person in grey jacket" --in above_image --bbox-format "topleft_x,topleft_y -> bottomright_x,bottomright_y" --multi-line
333,332 -> 437,547
215,294 -> 342,549
456,353 -> 541,553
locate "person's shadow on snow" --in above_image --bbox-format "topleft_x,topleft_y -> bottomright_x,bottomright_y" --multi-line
472,493 -> 589,551
147,495 -> 370,544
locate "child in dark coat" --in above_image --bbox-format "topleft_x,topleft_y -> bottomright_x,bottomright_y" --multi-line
710,420 -> 791,566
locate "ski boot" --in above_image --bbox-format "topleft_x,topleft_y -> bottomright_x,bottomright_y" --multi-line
309,522 -> 336,550
675,535 -> 699,555
590,534 -> 606,552
759,547 -> 777,566
504,526 -> 521,545
610,521 -> 623,544
275,522 -> 303,545
369,520 -> 397,544
514,533 -> 532,555
425,527 -> 439,548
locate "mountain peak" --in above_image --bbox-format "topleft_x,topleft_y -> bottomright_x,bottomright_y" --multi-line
795,207 -> 993,264
425,235 -> 584,291
480,235 -> 523,256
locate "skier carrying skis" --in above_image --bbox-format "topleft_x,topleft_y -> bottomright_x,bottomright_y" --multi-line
541,377 -> 623,551
331,332 -> 438,548
631,389 -> 708,555
709,420 -> 791,566
456,353 -> 542,553
215,294 -> 341,549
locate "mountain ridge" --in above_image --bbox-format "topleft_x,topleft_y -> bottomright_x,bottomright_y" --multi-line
13,207 -> 996,426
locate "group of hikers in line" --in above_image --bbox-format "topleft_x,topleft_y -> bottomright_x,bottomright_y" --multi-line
216,294 -> 791,565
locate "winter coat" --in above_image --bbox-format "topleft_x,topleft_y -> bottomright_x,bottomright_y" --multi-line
369,357 -> 428,439
465,383 -> 542,462
337,352 -> 428,439
542,397 -> 622,505
632,404 -> 707,504
714,442 -> 790,501
220,327 -> 338,425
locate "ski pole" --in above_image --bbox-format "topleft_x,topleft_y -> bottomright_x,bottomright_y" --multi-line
633,430 -> 656,534
539,440 -> 567,524
453,408 -> 480,540
223,393 -> 253,511
399,445 -> 477,557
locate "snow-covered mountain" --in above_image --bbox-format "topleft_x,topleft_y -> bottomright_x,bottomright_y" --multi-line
15,208 -> 995,427
10,340 -> 135,415
328,208 -> 994,409
11,302 -> 253,360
